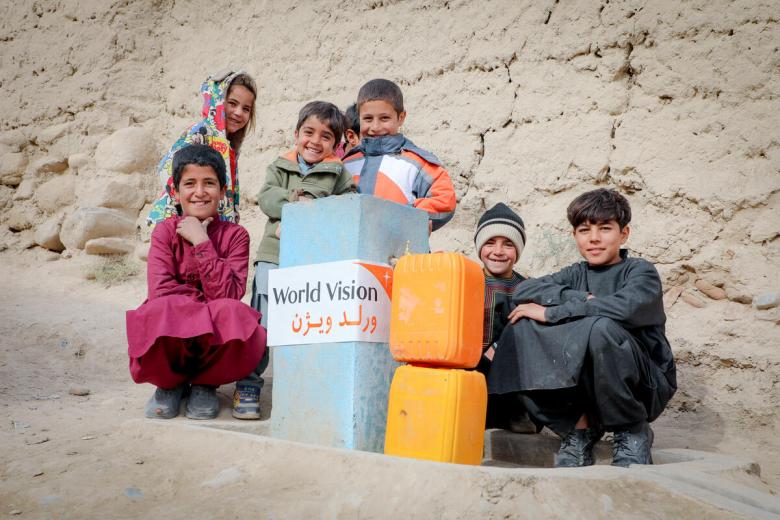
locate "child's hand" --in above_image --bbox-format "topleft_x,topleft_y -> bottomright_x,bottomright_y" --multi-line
508,303 -> 547,324
275,223 -> 281,238
289,188 -> 313,202
177,216 -> 211,246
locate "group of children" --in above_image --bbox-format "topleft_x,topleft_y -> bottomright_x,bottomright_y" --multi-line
127,70 -> 676,468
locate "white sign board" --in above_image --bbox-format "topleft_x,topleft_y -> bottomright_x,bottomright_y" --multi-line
267,260 -> 393,346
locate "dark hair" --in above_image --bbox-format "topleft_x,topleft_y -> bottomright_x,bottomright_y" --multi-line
357,78 -> 404,114
295,101 -> 345,146
172,144 -> 227,189
344,103 -> 360,135
567,188 -> 632,228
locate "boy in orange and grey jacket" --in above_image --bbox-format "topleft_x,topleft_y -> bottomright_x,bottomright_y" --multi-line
343,79 -> 456,232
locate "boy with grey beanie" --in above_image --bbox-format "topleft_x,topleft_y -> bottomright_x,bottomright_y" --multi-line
474,203 -> 536,432
475,202 -> 527,355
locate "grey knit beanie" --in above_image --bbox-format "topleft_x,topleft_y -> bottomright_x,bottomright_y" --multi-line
474,203 -> 526,261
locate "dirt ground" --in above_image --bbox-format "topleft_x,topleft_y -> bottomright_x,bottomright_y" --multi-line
0,248 -> 777,518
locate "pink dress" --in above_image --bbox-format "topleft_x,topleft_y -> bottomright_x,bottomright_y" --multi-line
126,216 -> 266,389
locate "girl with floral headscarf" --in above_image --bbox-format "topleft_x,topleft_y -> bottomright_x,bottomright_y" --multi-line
147,70 -> 256,226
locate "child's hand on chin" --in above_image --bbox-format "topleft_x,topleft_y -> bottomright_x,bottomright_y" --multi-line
177,216 -> 212,246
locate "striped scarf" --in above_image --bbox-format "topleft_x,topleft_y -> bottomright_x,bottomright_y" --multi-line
483,271 -> 525,350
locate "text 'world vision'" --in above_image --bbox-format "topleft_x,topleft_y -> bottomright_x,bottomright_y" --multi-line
272,281 -> 379,305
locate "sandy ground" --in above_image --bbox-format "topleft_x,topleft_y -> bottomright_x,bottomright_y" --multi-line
0,247 -> 777,518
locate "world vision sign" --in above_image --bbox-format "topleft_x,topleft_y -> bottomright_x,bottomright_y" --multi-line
267,260 -> 393,346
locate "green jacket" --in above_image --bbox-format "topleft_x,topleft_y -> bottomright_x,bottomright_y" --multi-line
255,151 -> 355,264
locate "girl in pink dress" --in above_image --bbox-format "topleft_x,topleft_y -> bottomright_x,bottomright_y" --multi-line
127,144 -> 266,419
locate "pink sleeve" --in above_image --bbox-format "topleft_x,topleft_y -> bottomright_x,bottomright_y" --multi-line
192,225 -> 249,301
147,220 -> 200,300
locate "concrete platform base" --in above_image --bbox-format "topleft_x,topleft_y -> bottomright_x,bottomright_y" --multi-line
164,419 -> 780,519
483,428 -> 779,519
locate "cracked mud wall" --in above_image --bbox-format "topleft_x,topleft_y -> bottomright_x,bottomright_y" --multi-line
1,0 -> 778,468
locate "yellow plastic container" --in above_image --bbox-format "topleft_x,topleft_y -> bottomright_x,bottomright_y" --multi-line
384,365 -> 487,465
389,252 -> 484,368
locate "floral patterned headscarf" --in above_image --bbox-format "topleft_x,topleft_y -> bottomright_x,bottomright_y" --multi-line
147,69 -> 244,226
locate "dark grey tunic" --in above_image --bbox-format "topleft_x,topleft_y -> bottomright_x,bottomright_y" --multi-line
487,250 -> 677,431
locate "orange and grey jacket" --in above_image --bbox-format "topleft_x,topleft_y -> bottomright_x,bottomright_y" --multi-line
343,135 -> 456,230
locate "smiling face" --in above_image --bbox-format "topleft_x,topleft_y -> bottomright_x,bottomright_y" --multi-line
479,236 -> 518,278
174,164 -> 226,220
573,220 -> 629,266
294,115 -> 336,164
359,99 -> 406,138
225,84 -> 254,136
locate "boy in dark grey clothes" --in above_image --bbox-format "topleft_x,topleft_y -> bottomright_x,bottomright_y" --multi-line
488,188 -> 676,467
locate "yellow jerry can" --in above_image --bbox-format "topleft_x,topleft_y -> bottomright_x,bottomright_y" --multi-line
390,253 -> 484,368
384,365 -> 487,465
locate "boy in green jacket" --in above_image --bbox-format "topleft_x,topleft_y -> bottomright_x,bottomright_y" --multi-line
234,101 -> 355,419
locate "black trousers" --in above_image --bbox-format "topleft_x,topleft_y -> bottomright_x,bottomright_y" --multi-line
515,318 -> 671,436
477,354 -> 527,429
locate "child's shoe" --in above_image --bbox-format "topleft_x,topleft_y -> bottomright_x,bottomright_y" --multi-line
232,382 -> 261,420
612,421 -> 654,467
554,427 -> 603,467
144,385 -> 185,419
185,385 -> 219,420
508,410 -> 542,434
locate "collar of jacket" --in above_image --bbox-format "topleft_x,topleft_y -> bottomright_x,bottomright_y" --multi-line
346,134 -> 442,166
276,150 -> 343,174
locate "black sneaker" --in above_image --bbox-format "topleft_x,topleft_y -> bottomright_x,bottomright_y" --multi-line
185,385 -> 219,420
508,411 -> 541,434
144,385 -> 184,419
612,421 -> 654,467
554,427 -> 603,467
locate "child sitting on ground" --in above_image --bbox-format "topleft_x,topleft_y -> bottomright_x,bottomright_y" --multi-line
474,203 -> 527,369
343,78 -> 457,232
473,203 -> 535,432
127,144 -> 266,420
488,188 -> 676,467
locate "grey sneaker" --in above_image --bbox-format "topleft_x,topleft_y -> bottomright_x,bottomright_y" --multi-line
612,422 -> 654,467
185,385 -> 219,420
554,427 -> 603,467
144,386 -> 184,419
